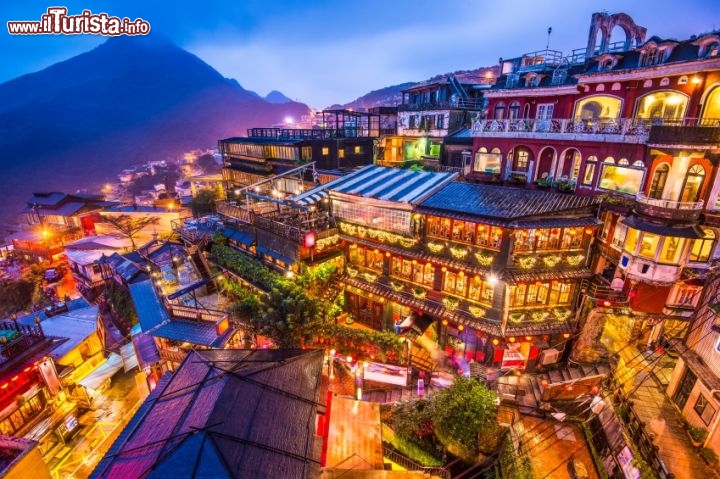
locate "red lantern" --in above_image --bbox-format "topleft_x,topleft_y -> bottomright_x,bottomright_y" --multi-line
551,228 -> 559,235
304,232 -> 316,248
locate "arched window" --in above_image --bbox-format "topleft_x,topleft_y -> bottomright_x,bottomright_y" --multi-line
681,164 -> 706,203
523,104 -> 530,118
643,47 -> 659,66
603,157 -> 615,164
648,164 -> 669,199
701,86 -> 720,124
635,91 -> 688,123
618,158 -> 629,166
704,42 -> 720,58
508,101 -> 521,120
574,96 -> 622,121
474,147 -> 501,174
582,156 -> 598,186
494,102 -> 506,120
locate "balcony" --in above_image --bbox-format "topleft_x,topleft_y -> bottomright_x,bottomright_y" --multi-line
648,119 -> 720,147
471,118 -> 649,143
158,348 -> 186,364
398,98 -> 484,112
635,193 -> 704,222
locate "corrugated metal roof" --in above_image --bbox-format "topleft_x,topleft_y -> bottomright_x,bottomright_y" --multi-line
91,349 -> 324,479
420,183 -> 600,220
149,319 -> 230,348
331,166 -> 456,203
129,280 -> 170,332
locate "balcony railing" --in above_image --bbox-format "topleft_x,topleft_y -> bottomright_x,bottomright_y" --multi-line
159,348 -> 187,364
636,193 -> 703,211
471,118 -> 650,142
635,193 -> 703,222
398,98 -> 484,111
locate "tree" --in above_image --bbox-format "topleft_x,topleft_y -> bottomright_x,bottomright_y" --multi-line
102,214 -> 160,250
0,279 -> 34,317
432,376 -> 501,457
190,189 -> 218,217
254,281 -> 321,348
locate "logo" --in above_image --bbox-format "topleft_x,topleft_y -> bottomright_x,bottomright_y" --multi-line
8,7 -> 151,36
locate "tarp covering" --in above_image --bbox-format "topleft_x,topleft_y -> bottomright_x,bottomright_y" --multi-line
120,341 -> 139,372
78,353 -> 123,390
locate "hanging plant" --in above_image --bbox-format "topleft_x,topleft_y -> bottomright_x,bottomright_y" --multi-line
449,245 -> 469,259
518,257 -> 536,269
443,297 -> 459,311
390,280 -> 404,292
363,271 -> 378,282
412,287 -> 427,299
509,312 -> 525,323
542,255 -> 561,267
468,306 -> 486,318
531,311 -> 548,322
346,265 -> 359,277
474,252 -> 494,266
565,254 -> 585,266
427,242 -> 445,254
554,308 -> 572,321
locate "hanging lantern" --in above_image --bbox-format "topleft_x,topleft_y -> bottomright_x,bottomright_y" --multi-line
492,338 -> 500,346
386,252 -> 391,257
508,337 -> 516,343
525,336 -> 532,341
563,333 -> 571,339
458,324 -> 464,331
585,228 -> 594,235
551,228 -> 559,235
304,231 -> 316,248
442,319 -> 449,326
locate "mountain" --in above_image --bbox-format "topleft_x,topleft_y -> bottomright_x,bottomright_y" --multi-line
341,67 -> 497,110
341,82 -> 415,110
264,90 -> 293,104
0,35 -> 310,224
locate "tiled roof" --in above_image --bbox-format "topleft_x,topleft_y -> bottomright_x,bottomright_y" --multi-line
419,183 -> 599,221
91,349 -> 324,479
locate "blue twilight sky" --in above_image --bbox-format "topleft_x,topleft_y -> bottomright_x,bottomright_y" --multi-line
1,1 -> 718,108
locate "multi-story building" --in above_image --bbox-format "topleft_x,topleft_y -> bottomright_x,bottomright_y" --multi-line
0,319 -> 71,456
10,192 -> 117,261
468,11 -> 720,346
220,109 -> 389,193
378,73 -> 493,170
213,165 -> 599,371
667,271 -> 720,458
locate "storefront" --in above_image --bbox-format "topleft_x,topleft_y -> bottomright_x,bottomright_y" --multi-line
345,287 -> 385,330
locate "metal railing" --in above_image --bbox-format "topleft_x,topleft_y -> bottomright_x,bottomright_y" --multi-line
471,117 -> 651,140
382,445 -> 451,479
635,192 -> 704,211
398,98 -> 484,111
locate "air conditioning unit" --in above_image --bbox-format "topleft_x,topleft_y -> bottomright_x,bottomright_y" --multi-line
539,348 -> 560,365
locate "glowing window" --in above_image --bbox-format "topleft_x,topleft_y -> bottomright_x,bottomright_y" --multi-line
574,96 -> 622,121
636,92 -> 688,122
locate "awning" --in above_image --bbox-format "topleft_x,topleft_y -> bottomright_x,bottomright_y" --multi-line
78,353 -> 124,390
620,216 -> 703,239
257,246 -> 295,265
222,227 -> 255,246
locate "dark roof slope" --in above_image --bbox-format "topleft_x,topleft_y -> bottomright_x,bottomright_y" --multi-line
419,182 -> 600,221
91,349 -> 324,479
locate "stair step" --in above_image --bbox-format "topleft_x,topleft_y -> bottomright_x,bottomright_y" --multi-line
548,370 -> 563,383
568,367 -> 583,380
531,377 -> 544,403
